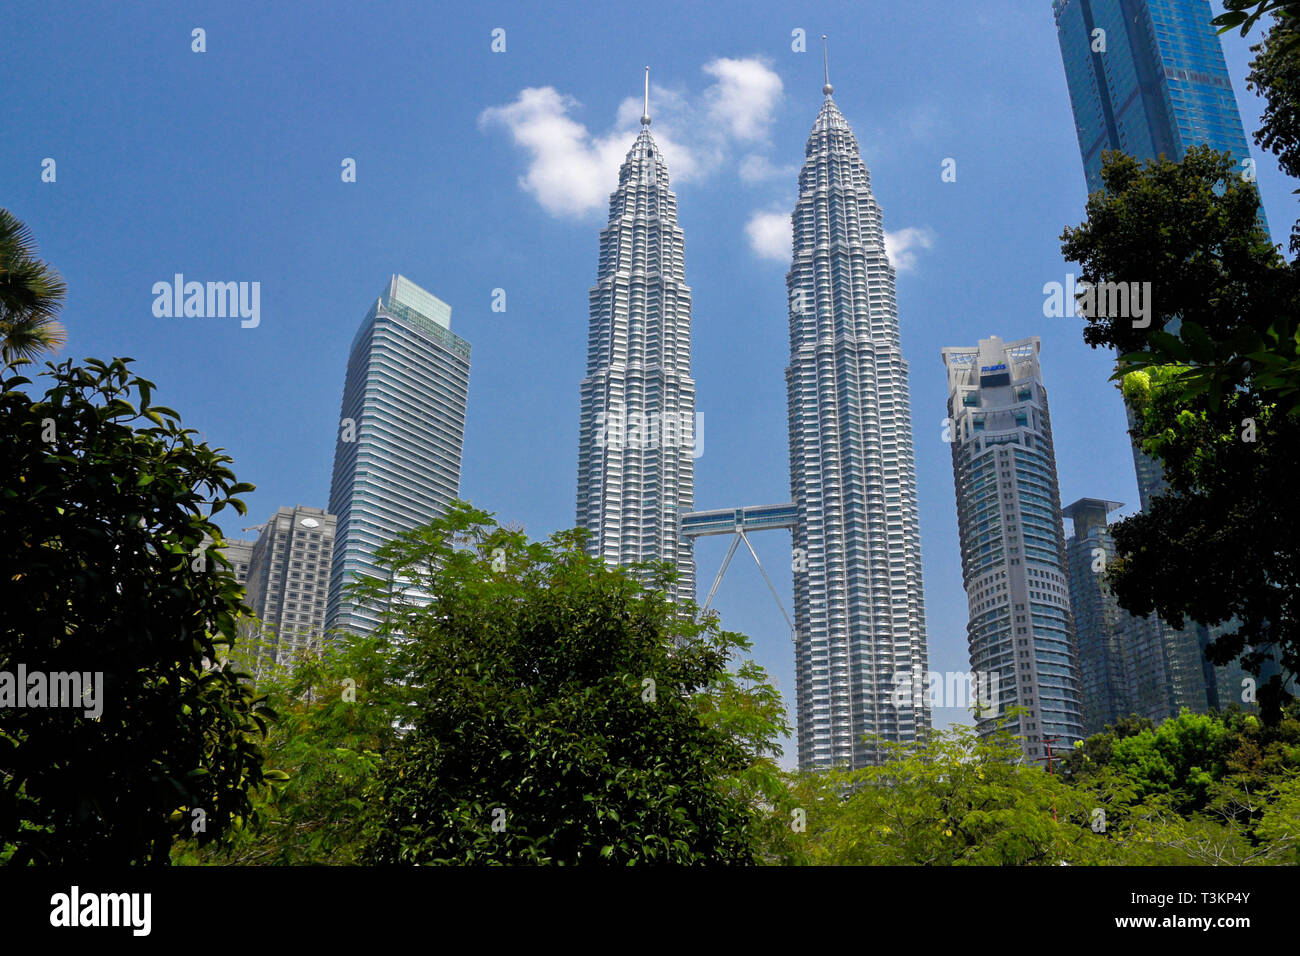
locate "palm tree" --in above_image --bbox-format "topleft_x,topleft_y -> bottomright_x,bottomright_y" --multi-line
0,208 -> 67,364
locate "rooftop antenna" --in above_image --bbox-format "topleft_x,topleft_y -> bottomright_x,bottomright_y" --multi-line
822,35 -> 833,96
642,65 -> 651,125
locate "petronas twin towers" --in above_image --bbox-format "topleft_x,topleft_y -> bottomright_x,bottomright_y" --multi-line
577,61 -> 929,768
576,77 -> 697,606
785,77 -> 929,766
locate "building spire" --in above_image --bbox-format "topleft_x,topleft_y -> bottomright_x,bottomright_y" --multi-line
822,35 -> 833,96
642,66 -> 651,126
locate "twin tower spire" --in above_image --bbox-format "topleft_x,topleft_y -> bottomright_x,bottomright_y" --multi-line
822,34 -> 833,96
642,66 -> 651,126
577,46 -> 928,770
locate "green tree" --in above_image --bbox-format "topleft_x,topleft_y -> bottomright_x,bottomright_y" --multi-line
1109,369 -> 1299,714
0,210 -> 67,364
789,719 -> 1103,866
0,357 -> 269,864
781,713 -> 1297,866
1255,771 -> 1300,863
1104,711 -> 1232,811
1059,148 -> 1300,714
1063,704 -> 1300,863
1059,714 -> 1156,779
1097,791 -> 1273,864
696,650 -> 803,864
1215,1 -> 1300,46
1060,146 -> 1291,412
356,502 -> 789,865
1247,15 -> 1300,253
173,628 -> 407,865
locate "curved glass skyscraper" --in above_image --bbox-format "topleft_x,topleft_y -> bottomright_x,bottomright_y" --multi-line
325,275 -> 471,637
786,77 -> 929,769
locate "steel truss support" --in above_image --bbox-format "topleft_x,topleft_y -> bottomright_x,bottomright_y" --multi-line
700,529 -> 796,641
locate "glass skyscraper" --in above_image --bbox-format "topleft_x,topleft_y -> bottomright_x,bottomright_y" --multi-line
1053,0 -> 1263,230
1054,0 -> 1268,723
1064,498 -> 1133,734
325,275 -> 471,637
1062,497 -> 1191,733
943,336 -> 1084,762
786,76 -> 929,769
576,88 -> 697,605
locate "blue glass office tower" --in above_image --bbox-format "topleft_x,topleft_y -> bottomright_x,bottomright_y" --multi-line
1053,0 -> 1264,234
325,275 -> 471,636
1054,0 -> 1266,722
1054,0 -> 1268,506
1062,498 -> 1190,733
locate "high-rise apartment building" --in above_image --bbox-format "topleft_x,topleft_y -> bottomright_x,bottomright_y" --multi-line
786,68 -> 929,769
576,75 -> 697,605
220,538 -> 255,586
943,336 -> 1084,762
326,275 -> 471,637
243,506 -> 336,662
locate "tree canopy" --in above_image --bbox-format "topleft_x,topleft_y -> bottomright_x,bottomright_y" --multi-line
0,209 -> 67,364
355,504 -> 789,865
0,357 -> 270,864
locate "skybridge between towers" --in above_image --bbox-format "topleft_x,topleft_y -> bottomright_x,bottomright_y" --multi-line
679,503 -> 797,638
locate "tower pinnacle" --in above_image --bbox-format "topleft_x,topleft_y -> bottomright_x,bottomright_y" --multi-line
642,66 -> 651,126
822,35 -> 833,96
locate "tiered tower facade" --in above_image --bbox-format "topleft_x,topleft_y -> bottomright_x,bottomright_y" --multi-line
787,73 -> 929,769
577,77 -> 697,604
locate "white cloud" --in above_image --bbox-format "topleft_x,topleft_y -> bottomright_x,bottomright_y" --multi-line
480,58 -> 786,220
883,226 -> 936,273
904,106 -> 943,141
738,154 -> 797,184
745,209 -> 790,261
478,87 -> 630,219
702,57 -> 783,142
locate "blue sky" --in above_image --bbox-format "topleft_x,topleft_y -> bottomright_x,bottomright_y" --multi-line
4,1 -> 1291,763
